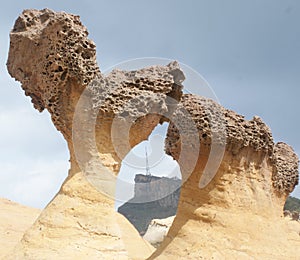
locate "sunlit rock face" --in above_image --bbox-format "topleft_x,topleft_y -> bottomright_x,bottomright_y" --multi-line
0,198 -> 41,259
6,8 -> 300,260
150,94 -> 300,259
6,9 -> 183,259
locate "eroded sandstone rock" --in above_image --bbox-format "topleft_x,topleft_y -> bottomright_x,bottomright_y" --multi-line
7,8 -> 99,132
272,142 -> 299,194
150,94 -> 300,259
0,198 -> 40,259
7,9 -> 183,259
6,8 -> 300,260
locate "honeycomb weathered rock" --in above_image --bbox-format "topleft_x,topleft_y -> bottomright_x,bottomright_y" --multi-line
165,94 -> 298,195
166,94 -> 274,158
6,9 -> 184,259
6,8 -> 300,260
272,142 -> 299,193
7,9 -> 100,134
153,95 -> 300,259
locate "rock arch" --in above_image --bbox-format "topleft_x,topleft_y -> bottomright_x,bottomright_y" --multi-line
6,8 -> 300,259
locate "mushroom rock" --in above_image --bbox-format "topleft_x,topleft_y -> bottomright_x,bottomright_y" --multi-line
6,8 -> 300,259
6,9 -> 183,259
150,94 -> 300,259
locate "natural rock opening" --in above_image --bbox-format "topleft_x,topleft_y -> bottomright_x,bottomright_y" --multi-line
115,123 -> 181,246
6,8 -> 300,259
6,9 -> 185,259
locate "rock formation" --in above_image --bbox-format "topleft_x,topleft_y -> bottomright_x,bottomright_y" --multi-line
133,175 -> 180,209
6,9 -> 183,259
150,95 -> 300,259
6,8 -> 300,259
118,174 -> 180,235
0,198 -> 40,259
143,216 -> 175,248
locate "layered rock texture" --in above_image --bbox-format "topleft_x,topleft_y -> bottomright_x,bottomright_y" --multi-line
6,8 -> 300,259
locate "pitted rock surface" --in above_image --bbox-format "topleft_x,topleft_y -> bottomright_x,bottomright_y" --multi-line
272,142 -> 299,193
166,94 -> 274,158
165,94 -> 297,195
6,9 -> 184,259
152,96 -> 300,259
7,8 -> 184,174
7,8 -> 99,133
5,8 -> 300,260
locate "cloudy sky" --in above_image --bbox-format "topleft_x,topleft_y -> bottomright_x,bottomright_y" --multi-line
1,0 -> 300,209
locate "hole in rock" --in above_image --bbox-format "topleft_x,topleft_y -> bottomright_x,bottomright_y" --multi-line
115,122 -> 181,247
